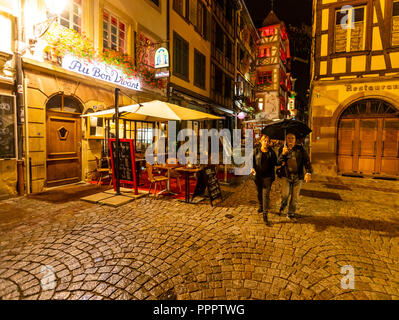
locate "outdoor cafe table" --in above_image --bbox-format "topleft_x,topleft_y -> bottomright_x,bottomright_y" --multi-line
153,164 -> 184,195
175,167 -> 203,203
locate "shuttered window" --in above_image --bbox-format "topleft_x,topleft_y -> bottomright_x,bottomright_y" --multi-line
335,6 -> 365,53
173,32 -> 189,80
392,1 -> 399,46
194,49 -> 206,89
173,0 -> 185,17
189,0 -> 197,27
224,76 -> 232,98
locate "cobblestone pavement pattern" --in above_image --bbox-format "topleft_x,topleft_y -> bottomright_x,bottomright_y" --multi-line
0,175 -> 398,300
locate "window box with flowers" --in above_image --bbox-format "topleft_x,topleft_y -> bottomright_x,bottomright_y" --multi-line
42,23 -> 165,91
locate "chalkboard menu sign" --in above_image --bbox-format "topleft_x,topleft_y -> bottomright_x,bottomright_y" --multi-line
0,95 -> 16,159
109,139 -> 137,189
204,166 -> 223,206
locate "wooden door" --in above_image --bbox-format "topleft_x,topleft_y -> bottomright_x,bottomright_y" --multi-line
337,119 -> 355,173
338,117 -> 399,176
358,119 -> 378,174
380,119 -> 399,175
46,111 -> 81,187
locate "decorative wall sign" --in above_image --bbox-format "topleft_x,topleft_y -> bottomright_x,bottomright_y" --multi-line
154,47 -> 169,69
62,54 -> 141,91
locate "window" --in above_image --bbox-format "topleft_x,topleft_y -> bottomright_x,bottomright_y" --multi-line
46,94 -> 83,113
173,0 -> 188,18
49,0 -> 82,33
216,0 -> 224,10
226,0 -> 233,24
258,71 -> 273,86
215,23 -> 224,52
0,94 -> 16,159
103,10 -> 126,52
87,109 -> 105,140
224,76 -> 232,98
335,6 -> 365,53
189,0 -> 197,27
392,1 -> 399,46
194,49 -> 206,88
225,38 -> 232,61
214,66 -> 223,94
173,32 -> 189,80
197,2 -> 203,33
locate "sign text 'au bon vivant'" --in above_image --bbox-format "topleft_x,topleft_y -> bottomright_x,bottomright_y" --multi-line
62,55 -> 141,91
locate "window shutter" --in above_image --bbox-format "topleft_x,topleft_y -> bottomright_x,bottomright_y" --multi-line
392,2 -> 399,46
206,10 -> 211,41
189,0 -> 197,27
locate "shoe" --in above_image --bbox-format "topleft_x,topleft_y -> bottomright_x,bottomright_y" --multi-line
263,212 -> 270,226
287,214 -> 296,221
258,208 -> 263,214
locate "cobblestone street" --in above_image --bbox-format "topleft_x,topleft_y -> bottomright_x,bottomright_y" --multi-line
0,175 -> 398,300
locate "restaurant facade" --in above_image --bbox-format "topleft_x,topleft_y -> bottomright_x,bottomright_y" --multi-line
0,0 -> 171,195
310,0 -> 399,177
0,1 -> 17,198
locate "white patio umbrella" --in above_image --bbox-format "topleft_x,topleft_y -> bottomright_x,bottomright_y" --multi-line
81,100 -> 223,121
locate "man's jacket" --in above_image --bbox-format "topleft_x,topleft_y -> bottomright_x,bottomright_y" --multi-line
253,147 -> 277,181
277,145 -> 312,180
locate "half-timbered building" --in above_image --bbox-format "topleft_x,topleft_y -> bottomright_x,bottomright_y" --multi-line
254,11 -> 292,124
310,0 -> 399,177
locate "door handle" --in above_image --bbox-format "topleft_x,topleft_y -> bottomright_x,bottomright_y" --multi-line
374,141 -> 376,156
351,140 -> 354,156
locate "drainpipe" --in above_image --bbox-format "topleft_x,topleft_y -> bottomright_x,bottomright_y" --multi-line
15,0 -> 26,195
166,0 -> 171,102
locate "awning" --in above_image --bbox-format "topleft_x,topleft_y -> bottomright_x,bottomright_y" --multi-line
81,100 -> 223,121
212,105 -> 235,117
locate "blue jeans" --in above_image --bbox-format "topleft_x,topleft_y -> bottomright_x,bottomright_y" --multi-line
280,175 -> 302,216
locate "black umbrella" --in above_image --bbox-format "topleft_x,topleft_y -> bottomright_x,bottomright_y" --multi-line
261,119 -> 312,141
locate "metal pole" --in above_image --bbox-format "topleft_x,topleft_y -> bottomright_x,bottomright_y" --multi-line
115,88 -> 121,195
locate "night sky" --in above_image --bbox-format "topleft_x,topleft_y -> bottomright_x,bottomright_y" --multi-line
244,0 -> 313,28
244,0 -> 313,113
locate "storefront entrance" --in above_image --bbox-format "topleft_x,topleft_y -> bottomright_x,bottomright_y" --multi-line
337,99 -> 399,176
46,94 -> 83,187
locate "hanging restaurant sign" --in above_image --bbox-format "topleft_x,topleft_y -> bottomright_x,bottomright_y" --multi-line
155,71 -> 170,79
62,54 -> 141,91
154,47 -> 169,69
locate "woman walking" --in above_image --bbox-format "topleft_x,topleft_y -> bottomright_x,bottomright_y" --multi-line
251,135 -> 277,226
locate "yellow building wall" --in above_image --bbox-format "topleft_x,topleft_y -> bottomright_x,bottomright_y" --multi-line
311,80 -> 399,175
169,2 -> 211,99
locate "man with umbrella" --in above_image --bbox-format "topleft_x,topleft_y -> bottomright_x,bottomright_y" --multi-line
261,119 -> 313,220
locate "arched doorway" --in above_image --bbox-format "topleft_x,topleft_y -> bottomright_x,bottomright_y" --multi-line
337,99 -> 399,176
46,93 -> 83,187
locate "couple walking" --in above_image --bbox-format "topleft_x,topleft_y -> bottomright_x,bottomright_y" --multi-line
251,133 -> 312,226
